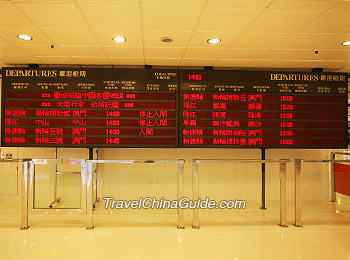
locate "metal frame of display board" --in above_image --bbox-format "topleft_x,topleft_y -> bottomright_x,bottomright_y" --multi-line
192,158 -> 290,228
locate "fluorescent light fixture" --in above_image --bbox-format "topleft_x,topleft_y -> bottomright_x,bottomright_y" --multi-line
207,38 -> 221,44
112,36 -> 126,43
17,34 -> 32,41
342,41 -> 350,46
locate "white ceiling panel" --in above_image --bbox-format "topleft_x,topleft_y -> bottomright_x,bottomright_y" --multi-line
76,0 -> 139,4
59,45 -> 105,57
13,0 -> 73,3
14,3 -> 87,28
142,0 -> 206,6
80,4 -> 140,29
0,2 -> 34,28
197,8 -> 262,32
321,59 -> 350,68
207,0 -> 273,8
183,47 -> 227,59
102,46 -> 144,57
232,33 -> 291,48
145,58 -> 181,66
144,47 -> 185,58
266,49 -> 314,60
269,0 -> 335,10
0,28 -> 52,45
0,56 -> 39,64
70,56 -> 111,65
109,57 -> 144,65
143,6 -> 203,31
248,9 -> 322,33
94,29 -> 143,46
15,44 -> 67,56
330,0 -> 350,9
0,44 -> 30,58
282,59 -> 324,68
298,10 -> 350,34
276,33 -> 340,49
215,59 -> 253,68
247,59 -> 289,68
34,55 -> 76,64
180,58 -> 216,67
223,48 -> 268,59
42,28 -> 98,45
188,31 -> 241,48
143,30 -> 192,47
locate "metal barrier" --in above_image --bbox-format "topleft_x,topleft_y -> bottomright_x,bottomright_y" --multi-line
84,159 -> 185,229
192,159 -> 290,228
294,152 -> 350,227
21,159 -> 87,230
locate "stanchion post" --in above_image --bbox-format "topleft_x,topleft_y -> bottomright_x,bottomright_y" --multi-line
20,161 -> 29,230
192,160 -> 200,229
279,161 -> 287,227
294,159 -> 302,227
86,161 -> 94,229
177,161 -> 185,229
330,153 -> 336,202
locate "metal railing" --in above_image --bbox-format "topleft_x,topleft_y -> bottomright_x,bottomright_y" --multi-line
192,159 -> 291,228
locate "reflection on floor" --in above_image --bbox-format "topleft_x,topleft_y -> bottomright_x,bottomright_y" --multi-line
0,200 -> 349,260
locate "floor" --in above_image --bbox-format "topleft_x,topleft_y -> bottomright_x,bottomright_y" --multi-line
0,201 -> 349,260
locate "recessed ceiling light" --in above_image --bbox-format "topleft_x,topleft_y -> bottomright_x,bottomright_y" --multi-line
112,36 -> 126,43
342,41 -> 350,46
207,38 -> 221,44
161,37 -> 174,43
17,34 -> 32,41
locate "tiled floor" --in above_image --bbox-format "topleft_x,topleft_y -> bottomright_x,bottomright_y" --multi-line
0,201 -> 349,260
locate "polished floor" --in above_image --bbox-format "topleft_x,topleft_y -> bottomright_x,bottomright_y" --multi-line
0,201 -> 349,260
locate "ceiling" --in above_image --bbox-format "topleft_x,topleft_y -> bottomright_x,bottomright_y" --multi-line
0,0 -> 349,72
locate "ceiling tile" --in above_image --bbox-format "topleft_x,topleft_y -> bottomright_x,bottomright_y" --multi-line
80,4 -> 140,29
13,0 -> 73,3
275,33 -> 340,49
0,55 -> 40,64
214,59 -> 253,67
0,44 -> 29,58
14,44 -> 67,56
232,33 -> 291,48
143,30 -> 192,47
197,8 -> 262,32
265,49 -> 314,60
293,49 -> 349,60
188,31 -> 241,48
102,46 -> 144,57
248,59 -> 290,68
269,0 -> 335,10
70,56 -> 111,65
145,58 -> 181,66
207,0 -> 273,8
320,59 -> 350,68
109,57 -> 145,65
298,10 -> 350,34
143,6 -> 203,30
59,45 -> 105,57
281,59 -> 324,68
34,55 -> 76,64
330,1 -> 350,10
180,58 -> 216,66
76,0 -> 138,4
94,29 -> 142,46
42,28 -> 98,45
315,34 -> 350,49
0,2 -> 34,28
248,9 -> 322,33
144,47 -> 185,58
183,47 -> 227,59
15,3 -> 87,28
142,0 -> 206,6
223,48 -> 268,59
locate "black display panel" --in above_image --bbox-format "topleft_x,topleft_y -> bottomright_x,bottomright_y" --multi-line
180,70 -> 348,148
1,68 -> 178,147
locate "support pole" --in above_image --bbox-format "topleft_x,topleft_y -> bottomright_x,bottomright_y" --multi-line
330,153 -> 337,202
260,149 -> 266,209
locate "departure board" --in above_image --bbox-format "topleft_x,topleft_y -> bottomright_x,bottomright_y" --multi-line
1,68 -> 178,147
180,71 -> 348,148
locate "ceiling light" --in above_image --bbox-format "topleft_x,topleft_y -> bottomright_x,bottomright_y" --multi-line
17,34 -> 32,41
112,36 -> 126,43
161,37 -> 174,43
342,41 -> 350,46
207,38 -> 221,44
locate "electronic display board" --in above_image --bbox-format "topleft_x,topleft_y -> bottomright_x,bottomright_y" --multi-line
180,70 -> 348,148
1,68 -> 178,147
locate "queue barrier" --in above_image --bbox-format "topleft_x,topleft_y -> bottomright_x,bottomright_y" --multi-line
192,159 -> 291,228
294,152 -> 350,227
21,159 -> 87,230
83,159 -> 185,229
